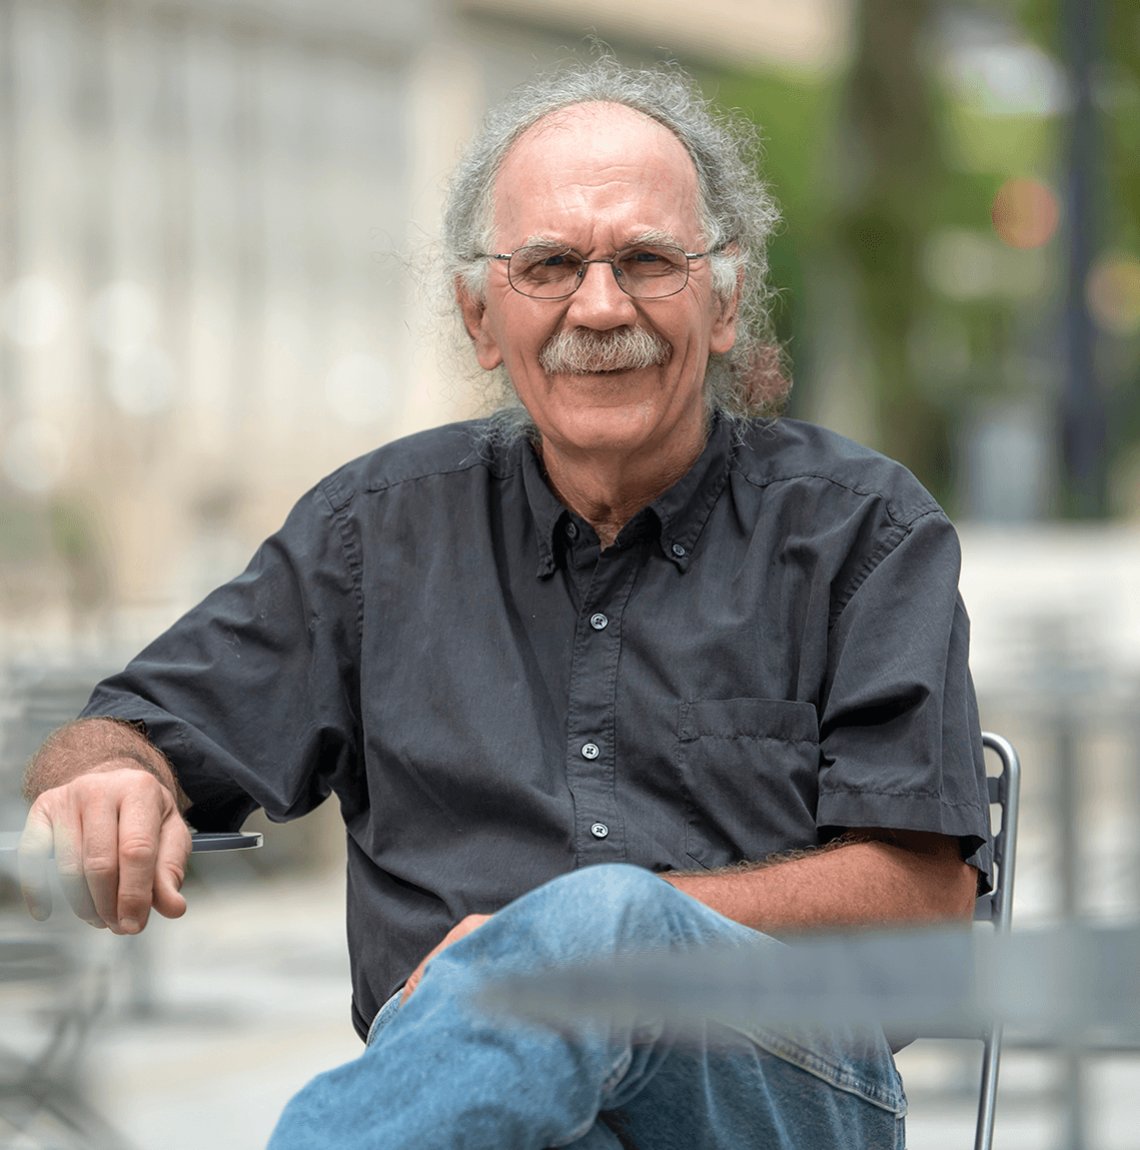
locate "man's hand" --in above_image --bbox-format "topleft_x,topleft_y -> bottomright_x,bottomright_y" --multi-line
20,767 -> 192,933
19,718 -> 192,934
401,914 -> 492,1004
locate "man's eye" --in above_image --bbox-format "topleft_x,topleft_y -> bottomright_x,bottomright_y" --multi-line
619,246 -> 682,276
515,249 -> 577,276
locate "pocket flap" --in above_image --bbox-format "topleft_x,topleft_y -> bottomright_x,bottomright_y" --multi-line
678,698 -> 818,743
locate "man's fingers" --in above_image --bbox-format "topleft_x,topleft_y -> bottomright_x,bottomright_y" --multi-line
115,782 -> 180,933
149,811 -> 191,921
18,807 -> 55,921
401,967 -> 424,1004
81,785 -> 130,931
55,809 -> 113,931
401,913 -> 492,1004
112,800 -> 163,933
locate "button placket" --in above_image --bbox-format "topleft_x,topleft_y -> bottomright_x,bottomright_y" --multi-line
562,546 -> 641,864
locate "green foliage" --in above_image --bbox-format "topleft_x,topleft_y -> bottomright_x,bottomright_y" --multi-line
702,0 -> 962,503
1103,2 -> 1140,459
692,0 -> 1140,517
0,497 -> 52,560
943,107 -> 1059,174
697,68 -> 840,361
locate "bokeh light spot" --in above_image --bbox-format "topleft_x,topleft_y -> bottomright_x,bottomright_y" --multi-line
1087,252 -> 1140,337
924,230 -> 1000,299
991,179 -> 1059,249
89,280 -> 158,355
109,346 -> 176,416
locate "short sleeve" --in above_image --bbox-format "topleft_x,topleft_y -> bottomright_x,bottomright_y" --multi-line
80,480 -> 364,832
815,509 -> 993,888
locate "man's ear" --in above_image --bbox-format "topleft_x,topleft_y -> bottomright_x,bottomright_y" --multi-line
456,279 -> 504,371
708,260 -> 743,357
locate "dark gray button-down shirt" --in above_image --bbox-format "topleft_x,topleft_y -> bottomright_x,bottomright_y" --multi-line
83,415 -> 992,1039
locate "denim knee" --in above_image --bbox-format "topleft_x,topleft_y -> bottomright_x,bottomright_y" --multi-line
505,864 -> 713,954
536,864 -> 673,921
547,863 -> 668,906
424,863 -> 763,998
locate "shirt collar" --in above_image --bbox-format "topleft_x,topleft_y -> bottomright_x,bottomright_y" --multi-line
522,414 -> 734,577
647,413 -> 733,571
520,438 -> 568,577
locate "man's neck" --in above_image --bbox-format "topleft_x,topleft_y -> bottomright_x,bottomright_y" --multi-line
538,423 -> 708,549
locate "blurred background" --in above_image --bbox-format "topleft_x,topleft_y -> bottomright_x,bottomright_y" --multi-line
0,0 -> 1138,1146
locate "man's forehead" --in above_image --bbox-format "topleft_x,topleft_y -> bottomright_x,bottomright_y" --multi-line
493,102 -> 701,233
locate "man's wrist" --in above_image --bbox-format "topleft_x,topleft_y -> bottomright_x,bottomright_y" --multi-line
22,716 -> 182,806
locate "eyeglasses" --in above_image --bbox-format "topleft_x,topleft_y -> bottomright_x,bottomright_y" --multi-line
479,243 -> 713,300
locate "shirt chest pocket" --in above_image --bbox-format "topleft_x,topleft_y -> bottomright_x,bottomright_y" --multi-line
677,698 -> 821,869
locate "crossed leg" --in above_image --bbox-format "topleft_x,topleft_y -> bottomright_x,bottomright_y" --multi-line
268,865 -> 906,1149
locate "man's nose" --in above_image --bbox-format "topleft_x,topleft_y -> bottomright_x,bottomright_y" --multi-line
564,262 -> 639,329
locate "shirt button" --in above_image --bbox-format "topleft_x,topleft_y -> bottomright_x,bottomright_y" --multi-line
589,613 -> 609,630
590,822 -> 609,839
565,522 -> 579,540
581,742 -> 600,760
671,542 -> 686,558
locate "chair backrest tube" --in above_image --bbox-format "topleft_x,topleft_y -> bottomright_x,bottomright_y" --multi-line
981,732 -> 1020,935
973,732 -> 1021,1150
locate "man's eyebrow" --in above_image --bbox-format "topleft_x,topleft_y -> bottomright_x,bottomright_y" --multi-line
626,229 -> 682,247
516,230 -> 685,251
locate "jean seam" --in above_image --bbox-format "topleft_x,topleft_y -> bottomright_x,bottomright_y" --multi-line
366,988 -> 404,1047
745,1028 -> 907,1116
599,1047 -> 632,1095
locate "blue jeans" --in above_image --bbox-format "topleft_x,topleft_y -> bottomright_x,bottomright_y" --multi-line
268,865 -> 906,1149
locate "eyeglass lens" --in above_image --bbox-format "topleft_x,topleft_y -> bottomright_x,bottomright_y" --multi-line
507,244 -> 692,299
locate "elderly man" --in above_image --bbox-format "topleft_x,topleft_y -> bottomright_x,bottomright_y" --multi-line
20,60 -> 990,1148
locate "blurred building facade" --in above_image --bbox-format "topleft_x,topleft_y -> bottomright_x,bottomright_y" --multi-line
0,0 -> 463,645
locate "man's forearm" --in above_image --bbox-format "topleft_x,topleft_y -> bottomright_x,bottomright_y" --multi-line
23,717 -> 185,809
661,830 -> 977,935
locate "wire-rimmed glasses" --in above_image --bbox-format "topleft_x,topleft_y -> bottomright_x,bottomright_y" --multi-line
479,243 -> 713,300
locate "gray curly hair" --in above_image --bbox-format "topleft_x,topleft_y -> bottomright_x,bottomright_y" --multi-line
442,57 -> 789,424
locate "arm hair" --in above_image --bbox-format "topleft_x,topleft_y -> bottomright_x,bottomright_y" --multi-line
22,717 -> 189,812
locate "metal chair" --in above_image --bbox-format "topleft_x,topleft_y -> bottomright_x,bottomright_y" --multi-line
969,731 -> 1022,1150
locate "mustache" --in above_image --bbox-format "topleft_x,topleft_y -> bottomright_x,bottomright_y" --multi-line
538,327 -> 670,375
